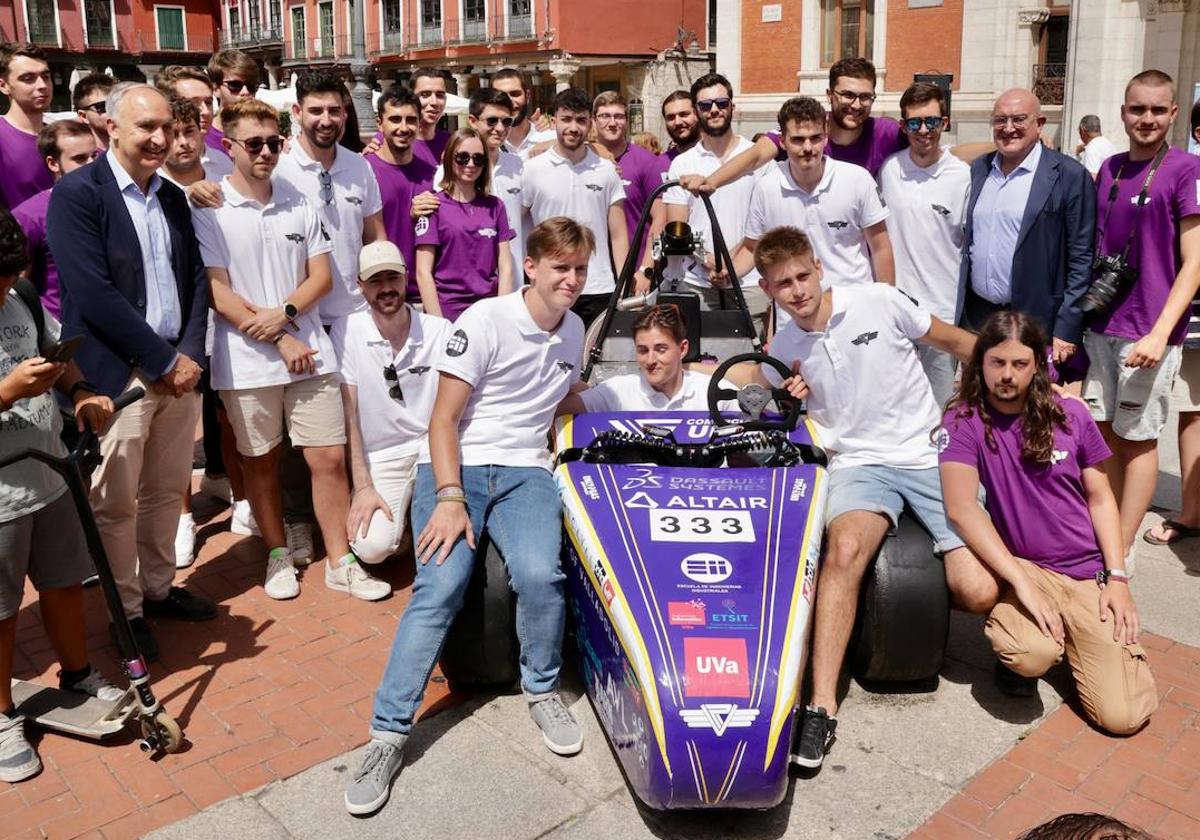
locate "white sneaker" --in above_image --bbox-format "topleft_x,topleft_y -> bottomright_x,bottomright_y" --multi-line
285,521 -> 315,567
230,499 -> 259,536
326,555 -> 390,601
62,668 -> 126,704
175,513 -> 196,569
199,473 -> 232,504
264,549 -> 300,600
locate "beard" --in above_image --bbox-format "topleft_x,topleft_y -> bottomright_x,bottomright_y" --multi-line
668,122 -> 699,146
699,116 -> 730,138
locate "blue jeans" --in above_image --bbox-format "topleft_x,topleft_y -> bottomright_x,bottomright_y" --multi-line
370,464 -> 566,736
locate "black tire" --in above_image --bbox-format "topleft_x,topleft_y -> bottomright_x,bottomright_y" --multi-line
851,514 -> 950,683
439,537 -> 521,687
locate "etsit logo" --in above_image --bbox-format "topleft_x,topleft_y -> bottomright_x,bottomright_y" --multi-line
683,637 -> 749,699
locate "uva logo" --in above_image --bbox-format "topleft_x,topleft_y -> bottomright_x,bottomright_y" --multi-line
683,637 -> 749,698
695,656 -> 740,675
445,329 -> 469,357
414,216 -> 430,236
851,331 -> 878,347
826,220 -> 850,230
284,233 -> 304,244
931,203 -> 951,216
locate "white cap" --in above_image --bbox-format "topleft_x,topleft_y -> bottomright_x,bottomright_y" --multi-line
358,240 -> 407,280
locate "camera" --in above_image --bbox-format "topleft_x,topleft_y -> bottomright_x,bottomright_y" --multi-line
1080,253 -> 1138,315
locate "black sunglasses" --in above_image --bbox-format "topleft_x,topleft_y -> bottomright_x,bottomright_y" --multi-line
224,80 -> 258,95
318,170 -> 333,204
697,97 -> 731,112
80,101 -> 106,115
454,152 -> 487,167
229,135 -> 284,156
482,115 -> 514,128
903,116 -> 944,132
383,364 -> 404,402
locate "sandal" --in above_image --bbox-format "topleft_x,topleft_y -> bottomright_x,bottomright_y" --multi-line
1142,519 -> 1200,546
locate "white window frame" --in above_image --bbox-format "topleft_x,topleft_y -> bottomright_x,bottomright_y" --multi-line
82,0 -> 118,49
154,4 -> 188,51
317,0 -> 334,57
22,0 -> 63,48
459,0 -> 486,41
504,0 -> 533,39
290,3 -> 307,58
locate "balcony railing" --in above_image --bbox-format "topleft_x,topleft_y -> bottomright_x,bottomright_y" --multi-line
1032,63 -> 1066,106
285,32 -> 355,63
222,26 -> 284,48
460,17 -> 486,43
506,13 -> 533,39
419,23 -> 443,45
85,18 -> 116,48
26,20 -> 59,46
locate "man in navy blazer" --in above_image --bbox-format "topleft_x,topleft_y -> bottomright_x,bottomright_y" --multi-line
960,88 -> 1096,366
46,82 -> 215,660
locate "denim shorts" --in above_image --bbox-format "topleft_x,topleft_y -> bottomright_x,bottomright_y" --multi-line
1082,332 -> 1182,441
825,463 -> 964,555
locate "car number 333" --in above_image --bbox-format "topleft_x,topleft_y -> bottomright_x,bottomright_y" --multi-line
648,510 -> 755,543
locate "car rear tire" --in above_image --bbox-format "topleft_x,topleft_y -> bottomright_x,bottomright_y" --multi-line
439,537 -> 521,688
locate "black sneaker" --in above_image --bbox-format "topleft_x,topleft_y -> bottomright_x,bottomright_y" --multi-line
994,661 -> 1038,698
110,617 -> 159,662
790,705 -> 836,769
143,586 -> 217,622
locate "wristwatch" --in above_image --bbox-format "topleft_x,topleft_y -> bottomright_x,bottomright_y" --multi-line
283,302 -> 299,321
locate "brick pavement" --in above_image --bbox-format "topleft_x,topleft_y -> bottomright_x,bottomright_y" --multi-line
907,634 -> 1200,840
4,489 -> 460,840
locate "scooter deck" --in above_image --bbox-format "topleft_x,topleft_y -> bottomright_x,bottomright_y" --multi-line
11,679 -> 136,740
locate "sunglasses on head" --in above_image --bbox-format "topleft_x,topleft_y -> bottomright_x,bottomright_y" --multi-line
318,170 -> 333,204
454,152 -> 487,167
383,364 -> 404,402
697,97 -> 731,112
230,135 -> 284,156
903,116 -> 943,132
224,80 -> 258,95
482,115 -> 514,128
81,101 -> 106,115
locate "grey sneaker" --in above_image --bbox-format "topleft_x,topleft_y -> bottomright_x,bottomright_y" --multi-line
344,736 -> 405,816
61,667 -> 127,704
528,694 -> 583,756
0,713 -> 40,783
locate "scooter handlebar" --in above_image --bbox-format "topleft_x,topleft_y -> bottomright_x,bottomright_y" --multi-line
111,387 -> 145,413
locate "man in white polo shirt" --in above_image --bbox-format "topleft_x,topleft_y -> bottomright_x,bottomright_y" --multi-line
751,226 -> 998,771
522,87 -> 628,326
665,73 -> 771,335
345,217 -> 593,817
878,83 -> 971,404
331,240 -> 450,579
739,96 -> 893,292
192,98 -> 365,602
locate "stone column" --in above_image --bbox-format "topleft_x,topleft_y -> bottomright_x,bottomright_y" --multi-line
453,71 -> 472,128
137,64 -> 163,83
548,56 -> 581,92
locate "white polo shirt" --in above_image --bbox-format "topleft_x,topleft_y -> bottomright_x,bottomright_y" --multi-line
879,148 -> 971,322
274,143 -> 383,323
438,290 -> 584,470
192,177 -> 336,391
522,147 -> 625,296
579,370 -> 734,413
504,125 -> 557,160
330,306 -> 451,463
665,135 -> 763,288
435,150 -> 527,284
745,158 -> 888,289
765,285 -> 939,472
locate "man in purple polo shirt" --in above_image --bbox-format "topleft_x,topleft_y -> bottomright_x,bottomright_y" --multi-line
940,310 -> 1156,735
205,50 -> 259,160
0,43 -> 54,210
593,90 -> 668,276
12,121 -> 97,318
411,68 -> 451,168
1082,69 -> 1200,567
660,90 -> 700,163
366,88 -> 437,303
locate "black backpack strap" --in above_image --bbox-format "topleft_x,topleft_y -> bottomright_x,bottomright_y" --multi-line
11,278 -> 46,353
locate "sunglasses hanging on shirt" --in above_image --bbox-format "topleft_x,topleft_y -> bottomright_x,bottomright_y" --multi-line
383,364 -> 404,403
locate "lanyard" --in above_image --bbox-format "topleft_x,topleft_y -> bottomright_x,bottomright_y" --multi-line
1099,143 -> 1170,259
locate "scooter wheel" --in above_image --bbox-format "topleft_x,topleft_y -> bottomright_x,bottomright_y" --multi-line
142,711 -> 184,754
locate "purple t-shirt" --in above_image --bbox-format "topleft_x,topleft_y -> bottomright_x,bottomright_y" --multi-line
10,189 -> 59,318
938,396 -> 1111,579
616,143 -> 670,241
414,191 -> 515,321
205,125 -> 231,159
767,116 -> 907,179
365,151 -> 437,300
1090,147 -> 1200,346
413,128 -> 451,169
661,145 -> 687,164
0,118 -> 53,210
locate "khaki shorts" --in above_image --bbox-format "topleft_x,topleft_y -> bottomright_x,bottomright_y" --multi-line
1171,348 -> 1200,412
1082,332 -> 1181,441
221,373 -> 347,457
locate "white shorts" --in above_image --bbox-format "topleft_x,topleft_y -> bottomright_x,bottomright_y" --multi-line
351,453 -> 420,564
1170,348 -> 1200,413
1082,333 -> 1181,441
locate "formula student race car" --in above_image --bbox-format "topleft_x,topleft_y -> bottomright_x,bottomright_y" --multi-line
439,183 -> 949,810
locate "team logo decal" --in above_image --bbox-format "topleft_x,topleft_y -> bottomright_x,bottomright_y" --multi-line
477,227 -> 498,238
445,329 -> 469,357
826,220 -> 849,230
851,331 -> 878,347
319,222 -> 331,241
933,426 -> 951,454
678,704 -> 759,735
897,289 -> 920,307
506,186 -> 521,195
408,365 -> 431,376
556,359 -> 575,373
345,196 -> 363,205
584,183 -> 603,192
931,203 -> 951,216
284,233 -> 304,243
415,216 -> 430,236
681,553 -> 732,584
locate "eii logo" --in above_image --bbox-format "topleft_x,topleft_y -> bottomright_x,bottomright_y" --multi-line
678,704 -> 759,735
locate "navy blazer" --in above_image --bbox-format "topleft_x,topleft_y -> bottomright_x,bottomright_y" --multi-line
959,146 -> 1096,344
46,155 -> 208,398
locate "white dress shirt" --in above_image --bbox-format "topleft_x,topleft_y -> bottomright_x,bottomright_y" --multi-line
969,142 -> 1042,305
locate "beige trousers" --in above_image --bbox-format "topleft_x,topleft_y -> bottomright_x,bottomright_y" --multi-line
89,373 -> 201,618
985,559 -> 1158,735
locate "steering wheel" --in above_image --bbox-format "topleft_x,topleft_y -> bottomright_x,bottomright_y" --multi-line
708,352 -> 805,432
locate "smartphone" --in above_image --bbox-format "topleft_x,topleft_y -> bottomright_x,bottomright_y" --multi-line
42,335 -> 84,364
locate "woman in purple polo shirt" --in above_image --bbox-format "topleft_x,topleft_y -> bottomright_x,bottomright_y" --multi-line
413,128 -> 516,321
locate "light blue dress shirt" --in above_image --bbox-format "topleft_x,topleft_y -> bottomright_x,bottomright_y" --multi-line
969,142 -> 1043,305
108,150 -> 181,340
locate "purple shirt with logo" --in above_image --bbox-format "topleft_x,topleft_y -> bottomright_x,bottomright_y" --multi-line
1090,147 -> 1200,346
10,188 -> 60,318
205,125 -> 231,159
938,396 -> 1111,580
365,152 -> 437,301
0,118 -> 53,210
661,144 -> 688,165
414,128 -> 451,169
616,142 -> 670,241
414,191 -> 515,321
767,116 -> 907,179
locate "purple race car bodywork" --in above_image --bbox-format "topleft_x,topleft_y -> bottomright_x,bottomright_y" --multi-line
554,411 -> 827,809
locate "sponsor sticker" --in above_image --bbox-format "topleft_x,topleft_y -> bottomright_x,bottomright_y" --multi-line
678,703 -> 759,734
445,329 -> 469,357
684,637 -> 750,698
679,553 -> 733,584
650,509 -> 754,543
668,599 -> 707,626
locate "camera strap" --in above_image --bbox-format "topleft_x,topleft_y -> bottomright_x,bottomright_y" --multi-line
1098,142 -> 1170,260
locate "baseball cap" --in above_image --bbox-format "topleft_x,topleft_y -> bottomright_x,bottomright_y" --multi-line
358,240 -> 407,280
